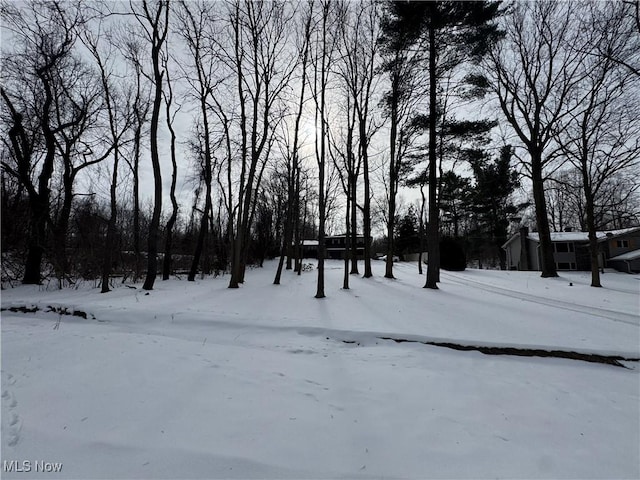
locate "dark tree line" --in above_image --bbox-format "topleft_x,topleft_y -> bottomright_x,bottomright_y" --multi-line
1,0 -> 638,293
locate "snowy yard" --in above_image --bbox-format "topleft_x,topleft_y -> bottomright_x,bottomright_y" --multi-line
2,260 -> 639,479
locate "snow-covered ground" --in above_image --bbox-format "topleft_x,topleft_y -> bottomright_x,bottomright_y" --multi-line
2,260 -> 639,479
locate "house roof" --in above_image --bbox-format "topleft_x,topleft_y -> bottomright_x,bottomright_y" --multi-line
502,226 -> 640,249
529,232 -> 591,242
609,249 -> 640,262
325,233 -> 365,239
528,227 -> 640,243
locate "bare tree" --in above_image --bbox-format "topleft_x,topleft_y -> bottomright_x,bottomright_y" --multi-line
274,1 -> 313,286
161,52 -> 180,281
377,31 -> 423,280
333,0 -> 382,278
49,58 -> 105,286
310,0 -> 342,298
554,2 -> 640,287
177,1 -> 217,282
119,37 -> 152,282
81,20 -> 137,293
591,0 -> 640,79
486,1 -> 586,277
210,97 -> 236,275
222,0 -> 297,288
547,167 -> 640,234
353,2 -> 381,279
327,74 -> 358,290
1,1 -> 85,285
130,0 -> 170,291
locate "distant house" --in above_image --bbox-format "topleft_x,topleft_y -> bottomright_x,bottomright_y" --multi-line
325,234 -> 369,260
502,226 -> 640,273
299,235 -> 370,259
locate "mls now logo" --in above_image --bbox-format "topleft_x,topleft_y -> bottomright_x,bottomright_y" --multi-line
3,460 -> 63,473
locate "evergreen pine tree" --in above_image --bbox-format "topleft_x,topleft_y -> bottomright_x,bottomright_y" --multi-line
470,146 -> 520,269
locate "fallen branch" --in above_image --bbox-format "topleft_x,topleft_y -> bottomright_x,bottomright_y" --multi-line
376,337 -> 639,368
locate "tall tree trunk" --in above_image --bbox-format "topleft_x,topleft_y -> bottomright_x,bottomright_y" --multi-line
316,170 -> 326,298
101,150 -> 119,293
343,182 -> 351,289
132,134 -> 141,282
141,1 -> 169,291
582,168 -> 601,287
285,182 -> 294,270
297,195 -> 308,276
23,198 -> 47,285
228,3 -> 248,290
1,87 -> 45,285
385,80 -> 398,279
188,197 -> 211,281
287,11 -> 312,276
23,71 -> 58,284
188,108 -> 214,282
418,185 -> 426,275
229,220 -> 243,288
274,168 -> 295,284
294,180 -> 303,274
361,127 -> 373,278
162,92 -> 178,281
531,151 -> 558,278
349,174 -> 359,274
274,207 -> 292,284
141,90 -> 162,290
53,172 -> 73,285
315,2 -> 330,299
425,22 -> 440,289
275,22 -> 309,283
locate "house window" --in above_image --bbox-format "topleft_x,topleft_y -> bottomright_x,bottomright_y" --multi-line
556,262 -> 576,270
616,239 -> 629,248
554,242 -> 574,253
